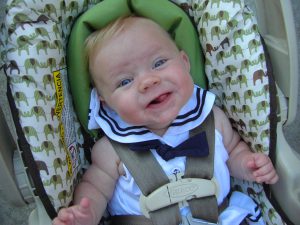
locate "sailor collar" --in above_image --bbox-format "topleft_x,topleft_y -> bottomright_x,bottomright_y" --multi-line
88,85 -> 215,143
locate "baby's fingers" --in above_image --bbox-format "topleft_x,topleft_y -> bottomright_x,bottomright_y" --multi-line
265,171 -> 279,184
52,217 -> 71,225
255,169 -> 278,184
53,209 -> 74,225
253,163 -> 278,184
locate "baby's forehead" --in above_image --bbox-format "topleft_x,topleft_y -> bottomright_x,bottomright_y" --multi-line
90,17 -> 178,67
123,17 -> 170,35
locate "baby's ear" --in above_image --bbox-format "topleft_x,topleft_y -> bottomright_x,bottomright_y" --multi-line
180,50 -> 190,72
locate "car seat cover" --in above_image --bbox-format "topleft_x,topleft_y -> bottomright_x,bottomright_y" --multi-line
188,1 -> 280,224
0,0 -> 92,217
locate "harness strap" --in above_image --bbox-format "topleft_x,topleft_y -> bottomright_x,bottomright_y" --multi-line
185,111 -> 218,222
109,110 -> 217,224
109,215 -> 152,225
110,141 -> 181,225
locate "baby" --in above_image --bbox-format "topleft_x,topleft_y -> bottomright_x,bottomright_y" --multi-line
52,16 -> 278,225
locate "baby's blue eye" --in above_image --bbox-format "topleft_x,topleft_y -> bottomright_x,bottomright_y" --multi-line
153,59 -> 167,69
118,78 -> 133,88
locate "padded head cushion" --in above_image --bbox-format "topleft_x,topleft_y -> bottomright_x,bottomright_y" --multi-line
67,0 -> 205,135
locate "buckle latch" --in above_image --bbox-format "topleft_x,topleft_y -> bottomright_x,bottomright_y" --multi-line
140,174 -> 219,218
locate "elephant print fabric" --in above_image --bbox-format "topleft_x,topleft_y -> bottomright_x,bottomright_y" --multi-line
189,0 -> 275,155
0,0 -> 94,213
188,0 -> 281,224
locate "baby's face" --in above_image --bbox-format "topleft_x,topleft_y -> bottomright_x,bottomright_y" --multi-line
90,18 -> 194,135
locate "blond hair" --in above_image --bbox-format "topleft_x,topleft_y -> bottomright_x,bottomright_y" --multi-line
85,16 -> 134,61
85,16 -> 175,85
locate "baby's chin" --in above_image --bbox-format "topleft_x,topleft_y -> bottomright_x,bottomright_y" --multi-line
146,117 -> 179,135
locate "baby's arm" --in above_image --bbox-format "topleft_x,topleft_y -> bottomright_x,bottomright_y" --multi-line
213,106 -> 278,184
52,137 -> 123,225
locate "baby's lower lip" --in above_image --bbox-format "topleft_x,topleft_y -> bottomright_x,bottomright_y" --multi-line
147,92 -> 171,108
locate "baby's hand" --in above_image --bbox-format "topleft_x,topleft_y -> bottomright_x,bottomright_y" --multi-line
245,153 -> 279,184
52,198 -> 95,225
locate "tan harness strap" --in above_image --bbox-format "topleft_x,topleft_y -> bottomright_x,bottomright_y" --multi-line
109,215 -> 152,225
110,141 -> 181,225
185,111 -> 218,222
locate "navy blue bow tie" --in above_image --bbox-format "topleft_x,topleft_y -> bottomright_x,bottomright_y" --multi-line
128,132 -> 209,161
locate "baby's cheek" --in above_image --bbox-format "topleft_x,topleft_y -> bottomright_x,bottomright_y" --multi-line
117,106 -> 143,125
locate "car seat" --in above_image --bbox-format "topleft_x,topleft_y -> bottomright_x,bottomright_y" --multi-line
0,0 -> 299,224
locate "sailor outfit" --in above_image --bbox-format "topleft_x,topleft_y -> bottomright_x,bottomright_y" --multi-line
88,85 -> 265,225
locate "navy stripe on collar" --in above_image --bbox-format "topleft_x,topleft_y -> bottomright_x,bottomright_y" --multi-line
98,86 -> 206,137
171,88 -> 206,127
98,104 -> 150,137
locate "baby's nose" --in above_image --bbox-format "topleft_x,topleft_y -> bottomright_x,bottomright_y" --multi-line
139,76 -> 161,93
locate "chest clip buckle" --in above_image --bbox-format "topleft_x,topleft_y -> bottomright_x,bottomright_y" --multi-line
140,173 -> 219,218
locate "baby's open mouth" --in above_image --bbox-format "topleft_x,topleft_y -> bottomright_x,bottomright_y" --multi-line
148,93 -> 171,107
